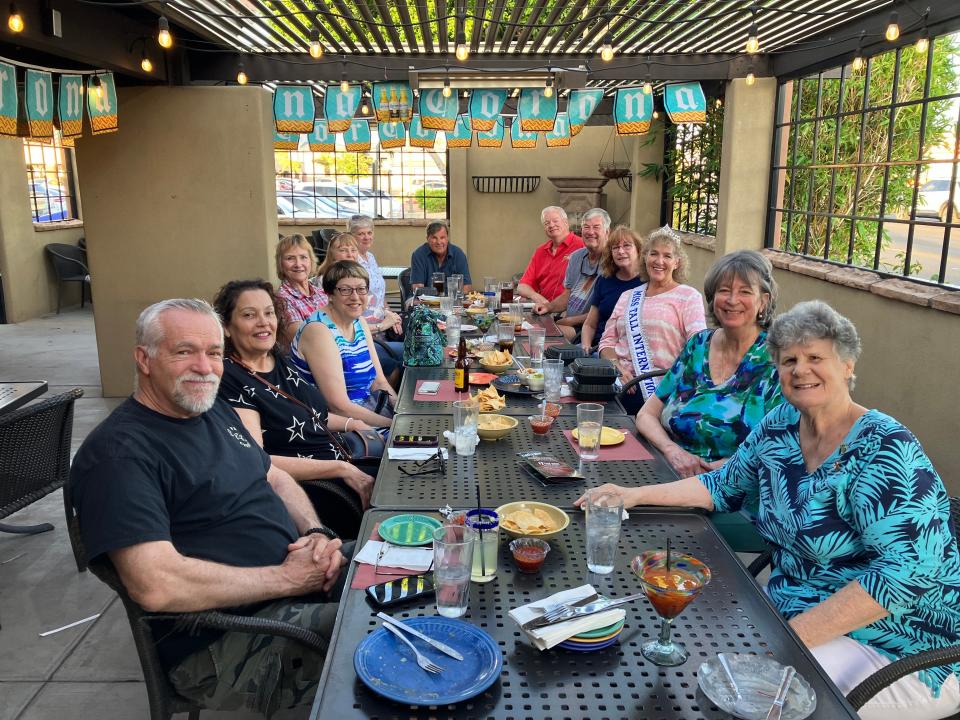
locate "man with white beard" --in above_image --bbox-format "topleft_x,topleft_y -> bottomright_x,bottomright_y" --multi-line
70,298 -> 346,715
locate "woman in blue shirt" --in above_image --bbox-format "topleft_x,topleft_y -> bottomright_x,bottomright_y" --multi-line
578,225 -> 645,350
578,300 -> 960,719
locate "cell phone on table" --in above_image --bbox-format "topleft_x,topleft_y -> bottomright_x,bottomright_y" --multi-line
418,381 -> 441,395
394,434 -> 440,448
366,573 -> 435,608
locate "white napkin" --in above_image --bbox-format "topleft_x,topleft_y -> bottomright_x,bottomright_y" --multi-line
509,584 -> 627,650
353,540 -> 434,572
387,447 -> 450,461
521,321 -> 536,331
560,384 -> 573,398
442,430 -> 480,452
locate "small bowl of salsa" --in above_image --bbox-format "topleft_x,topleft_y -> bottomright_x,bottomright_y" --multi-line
543,402 -> 561,418
528,414 -> 555,435
510,538 -> 551,573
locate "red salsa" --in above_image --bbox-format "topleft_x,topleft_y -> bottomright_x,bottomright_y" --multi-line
513,545 -> 547,573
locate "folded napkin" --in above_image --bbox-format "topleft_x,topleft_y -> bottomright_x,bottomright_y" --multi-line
353,540 -> 434,572
509,584 -> 627,650
387,447 -> 450,461
521,321 -> 536,331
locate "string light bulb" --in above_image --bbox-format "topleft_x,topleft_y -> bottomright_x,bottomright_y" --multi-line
91,74 -> 103,99
309,37 -> 323,59
652,109 -> 659,120
360,97 -> 369,115
915,33 -> 929,54
715,98 -> 722,108
7,2 -> 23,32
455,32 -> 469,61
442,76 -> 452,98
643,80 -> 652,94
745,6 -> 760,54
157,16 -> 173,49
599,32 -> 614,62
340,63 -> 349,93
236,63 -> 248,85
745,71 -> 756,86
140,51 -> 153,73
851,31 -> 865,73
885,11 -> 900,42
543,74 -> 554,99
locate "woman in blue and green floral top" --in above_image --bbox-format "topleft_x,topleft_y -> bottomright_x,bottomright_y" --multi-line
635,250 -> 783,477
581,301 -> 960,719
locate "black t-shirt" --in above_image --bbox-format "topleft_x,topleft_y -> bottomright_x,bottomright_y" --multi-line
219,355 -> 338,461
69,396 -> 297,667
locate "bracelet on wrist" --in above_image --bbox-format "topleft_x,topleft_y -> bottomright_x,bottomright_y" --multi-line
344,417 -> 353,431
304,526 -> 339,541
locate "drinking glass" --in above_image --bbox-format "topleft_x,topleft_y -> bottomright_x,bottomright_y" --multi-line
499,281 -> 514,307
483,277 -> 498,309
445,313 -> 461,349
576,402 -> 604,462
585,490 -> 622,574
465,508 -> 499,583
439,295 -> 454,318
496,322 -> 516,354
543,358 -> 564,403
528,327 -> 546,367
509,303 -> 525,333
433,525 -> 477,618
431,272 -> 446,296
632,551 -> 712,666
452,399 -> 479,456
448,274 -> 464,300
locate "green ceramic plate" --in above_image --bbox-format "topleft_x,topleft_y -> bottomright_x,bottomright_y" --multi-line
377,514 -> 443,546
572,617 -> 626,640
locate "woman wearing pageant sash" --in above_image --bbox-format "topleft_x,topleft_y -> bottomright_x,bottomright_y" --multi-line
598,226 -> 706,415
636,250 -> 783,477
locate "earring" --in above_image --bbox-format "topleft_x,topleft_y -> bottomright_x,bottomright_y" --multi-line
757,307 -> 767,324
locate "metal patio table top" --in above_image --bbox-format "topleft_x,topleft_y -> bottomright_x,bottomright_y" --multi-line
0,381 -> 48,415
372,414 -> 672,509
309,508 -> 856,720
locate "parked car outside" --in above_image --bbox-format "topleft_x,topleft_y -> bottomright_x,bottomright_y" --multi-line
917,178 -> 960,223
277,193 -> 342,219
295,180 -> 361,216
357,188 -> 398,218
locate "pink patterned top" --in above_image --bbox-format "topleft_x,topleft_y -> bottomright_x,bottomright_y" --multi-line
277,280 -> 327,327
598,283 -> 707,376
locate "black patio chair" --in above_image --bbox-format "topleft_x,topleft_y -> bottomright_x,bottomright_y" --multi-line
44,243 -> 91,313
0,387 -> 82,535
616,369 -> 667,411
63,465 -> 332,720
398,267 -> 413,308
746,496 -> 960,713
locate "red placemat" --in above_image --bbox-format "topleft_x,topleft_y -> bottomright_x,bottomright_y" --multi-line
562,429 -> 654,461
414,379 -> 469,402
350,523 -> 428,589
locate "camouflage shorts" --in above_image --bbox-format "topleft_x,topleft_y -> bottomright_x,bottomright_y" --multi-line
168,598 -> 338,718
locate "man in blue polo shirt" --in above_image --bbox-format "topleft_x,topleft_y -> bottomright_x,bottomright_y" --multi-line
409,220 -> 473,292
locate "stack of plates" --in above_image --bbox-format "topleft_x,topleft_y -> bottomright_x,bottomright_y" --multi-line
556,618 -> 625,652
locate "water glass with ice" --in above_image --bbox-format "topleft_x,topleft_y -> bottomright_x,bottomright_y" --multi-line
585,490 -> 622,574
543,359 -> 564,403
528,327 -> 546,367
576,402 -> 604,462
452,399 -> 479,456
433,525 -> 476,617
439,295 -> 454,318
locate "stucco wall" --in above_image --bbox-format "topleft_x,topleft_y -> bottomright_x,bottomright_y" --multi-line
682,240 -> 960,493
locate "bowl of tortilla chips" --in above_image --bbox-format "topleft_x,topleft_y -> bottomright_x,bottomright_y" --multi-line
480,349 -> 514,373
477,413 -> 518,441
495,501 -> 570,540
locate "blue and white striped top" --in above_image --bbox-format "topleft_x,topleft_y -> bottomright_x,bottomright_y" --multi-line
290,310 -> 377,405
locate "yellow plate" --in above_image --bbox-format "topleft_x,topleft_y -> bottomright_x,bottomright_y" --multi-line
572,426 -> 626,446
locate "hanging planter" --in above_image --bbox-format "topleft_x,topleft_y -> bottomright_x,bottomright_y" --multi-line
598,126 -> 632,187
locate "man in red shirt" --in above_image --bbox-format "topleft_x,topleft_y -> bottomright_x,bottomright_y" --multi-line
517,206 -> 585,304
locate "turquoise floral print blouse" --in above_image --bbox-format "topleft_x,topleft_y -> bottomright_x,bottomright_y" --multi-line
654,329 -> 783,461
701,404 -> 960,694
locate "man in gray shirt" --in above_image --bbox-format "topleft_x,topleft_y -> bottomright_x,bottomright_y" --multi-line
534,208 -> 609,340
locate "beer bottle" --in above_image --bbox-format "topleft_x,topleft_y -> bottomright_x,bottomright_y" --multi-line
454,336 -> 469,392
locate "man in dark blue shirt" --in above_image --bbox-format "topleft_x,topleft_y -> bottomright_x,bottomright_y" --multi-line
70,298 -> 346,716
409,220 -> 473,291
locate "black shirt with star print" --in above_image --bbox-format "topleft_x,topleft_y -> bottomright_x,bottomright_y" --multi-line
219,355 -> 339,461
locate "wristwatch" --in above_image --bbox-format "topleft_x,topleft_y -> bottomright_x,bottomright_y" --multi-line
304,526 -> 339,541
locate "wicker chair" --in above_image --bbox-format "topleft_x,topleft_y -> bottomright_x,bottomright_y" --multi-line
63,464 -> 332,720
44,243 -> 91,313
746,496 -> 960,713
0,387 -> 82,535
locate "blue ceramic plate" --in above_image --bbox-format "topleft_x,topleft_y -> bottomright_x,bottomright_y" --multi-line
377,514 -> 443,546
556,635 -> 621,652
493,377 -> 537,396
354,617 -> 502,706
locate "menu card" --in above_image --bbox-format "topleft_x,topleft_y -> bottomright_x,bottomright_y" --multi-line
517,450 -> 583,483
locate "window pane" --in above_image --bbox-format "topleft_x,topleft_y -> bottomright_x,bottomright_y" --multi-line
23,137 -> 78,223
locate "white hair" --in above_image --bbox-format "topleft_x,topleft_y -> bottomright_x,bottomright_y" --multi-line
582,208 -> 611,231
540,206 -> 568,224
136,298 -> 223,357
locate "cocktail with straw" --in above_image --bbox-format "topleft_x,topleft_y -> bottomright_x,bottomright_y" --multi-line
466,486 -> 499,582
631,541 -> 711,666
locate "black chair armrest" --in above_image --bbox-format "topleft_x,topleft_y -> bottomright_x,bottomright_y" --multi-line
845,645 -> 960,709
157,610 -> 329,653
746,550 -> 773,577
374,337 -> 402,362
617,369 -> 667,399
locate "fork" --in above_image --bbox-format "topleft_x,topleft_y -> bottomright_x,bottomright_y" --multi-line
383,623 -> 443,674
536,591 -> 647,625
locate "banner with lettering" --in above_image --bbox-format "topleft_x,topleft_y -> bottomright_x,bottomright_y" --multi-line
418,89 -> 458,131
379,120 -> 406,149
86,72 -> 118,135
510,119 -> 537,149
372,82 -> 413,123
58,75 -> 84,138
545,112 -> 570,147
567,88 -> 603,137
613,87 -> 653,135
0,61 -> 15,136
324,84 -> 361,132
664,82 -> 707,123
273,130 -> 299,150
408,114 -> 437,149
517,88 -> 557,132
446,114 -> 472,148
469,89 -> 507,131
274,85 -> 315,133
343,119 -> 371,151
476,118 -> 504,148
307,120 -> 334,151
25,69 -> 54,138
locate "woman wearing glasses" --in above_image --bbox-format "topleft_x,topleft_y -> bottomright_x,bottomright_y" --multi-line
290,260 -> 397,428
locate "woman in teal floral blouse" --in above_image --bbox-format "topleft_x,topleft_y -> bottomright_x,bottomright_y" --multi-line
581,300 -> 960,719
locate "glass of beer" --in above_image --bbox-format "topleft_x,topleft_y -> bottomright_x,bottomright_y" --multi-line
432,272 -> 446,296
497,322 -> 516,353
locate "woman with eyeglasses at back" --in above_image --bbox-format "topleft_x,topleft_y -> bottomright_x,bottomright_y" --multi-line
290,260 -> 397,429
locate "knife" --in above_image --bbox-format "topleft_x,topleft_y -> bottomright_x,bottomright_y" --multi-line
520,592 -> 600,631
765,665 -> 796,720
376,612 -> 464,661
